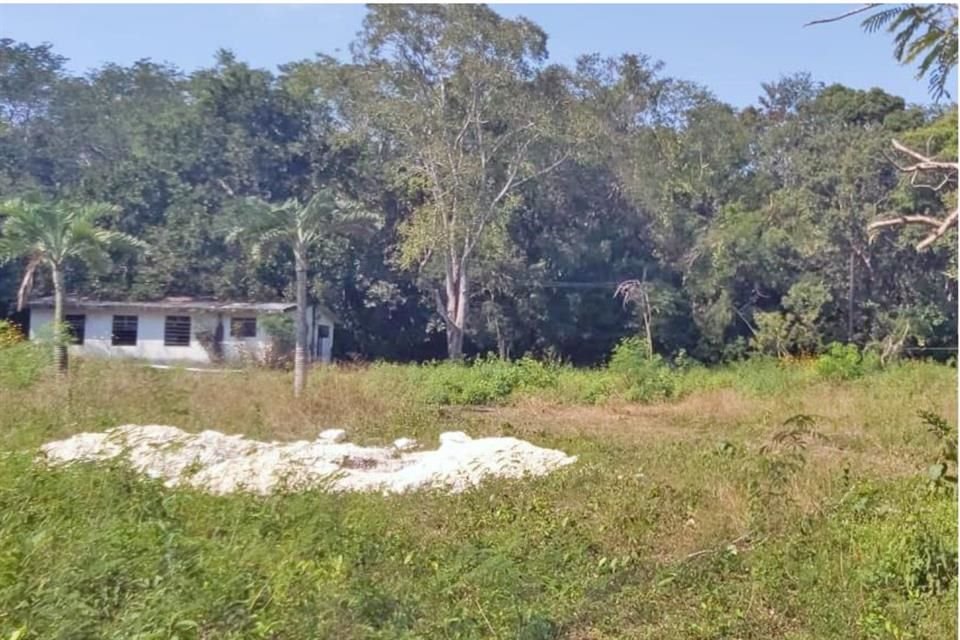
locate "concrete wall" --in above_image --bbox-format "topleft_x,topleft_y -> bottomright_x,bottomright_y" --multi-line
29,306 -> 335,365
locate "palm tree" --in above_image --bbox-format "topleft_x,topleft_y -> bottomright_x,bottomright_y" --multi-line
807,4 -> 958,101
229,190 -> 379,397
0,197 -> 145,373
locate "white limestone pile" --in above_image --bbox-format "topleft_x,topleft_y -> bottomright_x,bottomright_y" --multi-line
38,425 -> 577,495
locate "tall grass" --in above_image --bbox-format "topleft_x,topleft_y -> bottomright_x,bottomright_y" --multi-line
0,340 -> 955,638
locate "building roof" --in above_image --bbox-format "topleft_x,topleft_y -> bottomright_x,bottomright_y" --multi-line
28,296 -> 335,320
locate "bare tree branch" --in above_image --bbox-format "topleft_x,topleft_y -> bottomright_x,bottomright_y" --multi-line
869,210 -> 959,250
804,4 -> 880,28
869,139 -> 958,250
917,209 -> 960,250
868,214 -> 945,231
891,138 -> 960,173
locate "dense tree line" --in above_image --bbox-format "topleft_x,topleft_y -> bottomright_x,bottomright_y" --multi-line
0,5 -> 956,364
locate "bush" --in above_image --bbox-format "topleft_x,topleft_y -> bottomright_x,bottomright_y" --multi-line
419,355 -> 559,405
861,514 -> 958,598
608,337 -> 677,403
816,342 -> 867,380
260,314 -> 296,369
554,368 -> 618,405
0,321 -> 48,389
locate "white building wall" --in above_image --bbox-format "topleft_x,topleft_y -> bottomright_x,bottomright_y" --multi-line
30,307 -> 214,363
220,311 -> 270,362
29,305 -> 335,365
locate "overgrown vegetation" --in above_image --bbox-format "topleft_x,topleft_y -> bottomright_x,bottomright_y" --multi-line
324,338 -> 933,408
0,4 -> 956,638
0,5 -> 956,365
0,352 -> 954,638
0,320 -> 48,388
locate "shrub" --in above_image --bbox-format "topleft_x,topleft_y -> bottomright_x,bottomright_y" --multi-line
816,342 -> 866,380
608,337 -> 677,403
859,510 -> 957,599
0,320 -> 26,349
0,321 -> 48,389
260,314 -> 296,369
419,355 -> 560,406
554,368 -> 618,405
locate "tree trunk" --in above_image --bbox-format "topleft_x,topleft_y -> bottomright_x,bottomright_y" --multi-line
293,250 -> 308,397
495,319 -> 510,360
51,263 -> 67,374
444,263 -> 468,360
847,251 -> 855,342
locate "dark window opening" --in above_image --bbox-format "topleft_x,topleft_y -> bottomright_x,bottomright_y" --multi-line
164,315 -> 191,346
112,315 -> 138,346
231,317 -> 257,338
317,324 -> 330,339
65,314 -> 86,345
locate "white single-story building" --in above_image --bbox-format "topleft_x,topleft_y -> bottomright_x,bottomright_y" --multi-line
26,297 -> 335,366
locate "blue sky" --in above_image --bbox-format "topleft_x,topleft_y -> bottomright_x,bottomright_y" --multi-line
0,4 -> 953,108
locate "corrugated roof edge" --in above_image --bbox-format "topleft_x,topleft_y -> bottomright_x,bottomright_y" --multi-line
27,296 -> 337,322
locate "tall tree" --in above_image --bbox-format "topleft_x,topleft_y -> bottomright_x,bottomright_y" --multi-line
0,197 -> 144,372
321,5 -> 576,359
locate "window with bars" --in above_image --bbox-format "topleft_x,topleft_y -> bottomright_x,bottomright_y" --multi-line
231,317 -> 257,338
112,315 -> 138,346
164,315 -> 191,346
65,314 -> 86,345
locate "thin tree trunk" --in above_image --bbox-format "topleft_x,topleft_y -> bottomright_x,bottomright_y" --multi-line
638,268 -> 654,355
495,318 -> 510,360
293,250 -> 308,397
641,304 -> 654,356
445,264 -> 469,361
51,263 -> 67,374
847,251 -> 855,342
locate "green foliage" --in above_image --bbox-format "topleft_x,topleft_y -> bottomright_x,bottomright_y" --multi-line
816,342 -> 868,380
418,355 -> 559,406
0,359 -> 956,639
0,320 -> 48,388
608,336 -> 678,402
752,281 -> 832,358
919,410 -> 957,487
861,4 -> 958,101
858,508 -> 957,600
0,10 -> 957,366
554,368 -> 620,405
259,314 -> 295,368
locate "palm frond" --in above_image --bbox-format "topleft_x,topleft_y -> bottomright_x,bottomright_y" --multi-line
250,227 -> 292,261
76,202 -> 121,224
93,228 -> 149,252
227,196 -> 299,243
861,5 -> 907,33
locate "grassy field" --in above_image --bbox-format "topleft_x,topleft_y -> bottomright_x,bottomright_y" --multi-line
0,352 -> 956,639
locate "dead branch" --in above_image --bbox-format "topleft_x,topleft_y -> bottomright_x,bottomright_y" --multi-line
868,138 -> 958,250
891,139 -> 960,172
804,4 -> 880,28
869,210 -> 959,250
868,214 -> 945,231
917,209 -> 960,250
